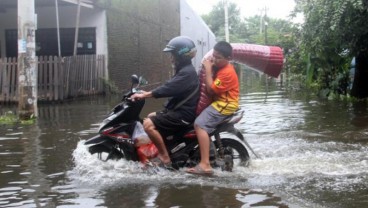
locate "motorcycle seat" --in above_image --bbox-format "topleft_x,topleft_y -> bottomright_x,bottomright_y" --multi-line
222,110 -> 244,124
183,129 -> 196,139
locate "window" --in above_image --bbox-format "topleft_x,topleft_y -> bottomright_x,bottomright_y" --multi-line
5,27 -> 96,57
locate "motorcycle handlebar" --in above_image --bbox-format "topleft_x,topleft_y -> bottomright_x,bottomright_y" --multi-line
122,91 -> 144,102
121,93 -> 131,102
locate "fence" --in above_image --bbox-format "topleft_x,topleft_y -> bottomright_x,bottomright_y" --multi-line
0,54 -> 106,103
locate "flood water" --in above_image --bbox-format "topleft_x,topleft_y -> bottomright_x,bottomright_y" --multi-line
1,88 -> 368,207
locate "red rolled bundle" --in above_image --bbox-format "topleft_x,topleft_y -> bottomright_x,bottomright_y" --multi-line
196,66 -> 212,116
231,43 -> 284,78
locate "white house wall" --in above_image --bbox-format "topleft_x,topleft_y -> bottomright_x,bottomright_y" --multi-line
180,0 -> 216,70
0,4 -> 107,58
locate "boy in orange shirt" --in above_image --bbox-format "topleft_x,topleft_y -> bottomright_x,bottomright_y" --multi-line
186,41 -> 239,176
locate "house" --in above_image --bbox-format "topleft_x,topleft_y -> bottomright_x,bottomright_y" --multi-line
0,0 -> 215,102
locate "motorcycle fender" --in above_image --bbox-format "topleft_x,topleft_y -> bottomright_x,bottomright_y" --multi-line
216,125 -> 245,142
85,135 -> 110,145
221,126 -> 260,159
232,128 -> 246,142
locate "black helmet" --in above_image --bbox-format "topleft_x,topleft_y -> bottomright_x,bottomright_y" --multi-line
163,36 -> 197,63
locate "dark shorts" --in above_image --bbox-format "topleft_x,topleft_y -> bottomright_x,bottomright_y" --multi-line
150,110 -> 191,137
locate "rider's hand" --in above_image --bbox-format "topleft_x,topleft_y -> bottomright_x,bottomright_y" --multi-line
130,91 -> 145,101
130,91 -> 152,101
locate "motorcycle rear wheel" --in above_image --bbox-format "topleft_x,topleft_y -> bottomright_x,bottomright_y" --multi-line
217,138 -> 250,169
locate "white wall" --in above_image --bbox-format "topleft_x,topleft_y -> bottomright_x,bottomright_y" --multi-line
180,0 -> 216,70
0,4 -> 107,58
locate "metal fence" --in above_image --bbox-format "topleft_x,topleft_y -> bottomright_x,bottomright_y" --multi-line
0,54 -> 106,103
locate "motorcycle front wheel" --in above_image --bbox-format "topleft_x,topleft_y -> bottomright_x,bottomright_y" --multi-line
88,144 -> 125,161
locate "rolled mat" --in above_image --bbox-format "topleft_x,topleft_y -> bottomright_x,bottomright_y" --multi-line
231,43 -> 284,78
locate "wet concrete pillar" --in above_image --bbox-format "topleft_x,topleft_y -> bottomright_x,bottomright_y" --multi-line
17,0 -> 38,119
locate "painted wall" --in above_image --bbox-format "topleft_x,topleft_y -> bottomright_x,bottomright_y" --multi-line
0,0 -> 216,92
101,0 -> 216,90
180,0 -> 216,71
102,0 -> 180,90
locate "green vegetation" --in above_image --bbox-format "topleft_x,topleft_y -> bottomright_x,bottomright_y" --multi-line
290,0 -> 367,99
0,111 -> 18,125
101,78 -> 120,94
0,111 -> 36,125
202,1 -> 368,100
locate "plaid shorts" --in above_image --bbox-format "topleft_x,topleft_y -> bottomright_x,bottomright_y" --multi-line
194,105 -> 230,134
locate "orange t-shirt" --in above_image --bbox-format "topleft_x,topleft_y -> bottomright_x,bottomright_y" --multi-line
210,63 -> 239,115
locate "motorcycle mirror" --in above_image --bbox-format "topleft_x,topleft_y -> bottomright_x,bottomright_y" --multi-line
139,76 -> 148,85
131,74 -> 139,85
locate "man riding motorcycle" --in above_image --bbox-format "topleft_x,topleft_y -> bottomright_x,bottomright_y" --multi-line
131,36 -> 199,168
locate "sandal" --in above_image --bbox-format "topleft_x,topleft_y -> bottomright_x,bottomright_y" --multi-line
186,165 -> 214,176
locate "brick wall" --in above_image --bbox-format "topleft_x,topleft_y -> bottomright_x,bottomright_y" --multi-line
100,0 -> 180,90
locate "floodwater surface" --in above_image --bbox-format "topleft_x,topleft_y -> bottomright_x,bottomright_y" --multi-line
0,90 -> 368,208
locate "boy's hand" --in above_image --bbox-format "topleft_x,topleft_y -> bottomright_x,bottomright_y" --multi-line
203,58 -> 213,73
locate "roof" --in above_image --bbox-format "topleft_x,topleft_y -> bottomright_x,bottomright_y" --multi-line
0,0 -> 96,12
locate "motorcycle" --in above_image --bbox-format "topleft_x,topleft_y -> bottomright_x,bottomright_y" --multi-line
84,75 -> 258,171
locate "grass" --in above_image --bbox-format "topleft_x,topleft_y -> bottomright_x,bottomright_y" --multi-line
0,111 -> 36,125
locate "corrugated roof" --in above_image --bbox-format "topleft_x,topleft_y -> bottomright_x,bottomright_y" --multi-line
0,0 -> 95,11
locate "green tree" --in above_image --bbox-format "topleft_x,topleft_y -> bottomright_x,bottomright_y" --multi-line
294,0 -> 368,98
202,1 -> 247,42
202,2 -> 295,49
244,16 -> 294,50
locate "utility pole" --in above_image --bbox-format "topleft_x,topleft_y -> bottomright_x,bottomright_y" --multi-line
258,8 -> 264,34
17,0 -> 38,119
264,6 -> 268,45
224,0 -> 229,42
263,6 -> 269,99
73,0 -> 81,56
55,0 -> 61,57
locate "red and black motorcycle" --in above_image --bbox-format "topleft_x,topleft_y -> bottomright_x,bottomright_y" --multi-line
84,75 -> 256,171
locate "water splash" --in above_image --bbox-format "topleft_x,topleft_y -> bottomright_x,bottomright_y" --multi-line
67,91 -> 368,207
